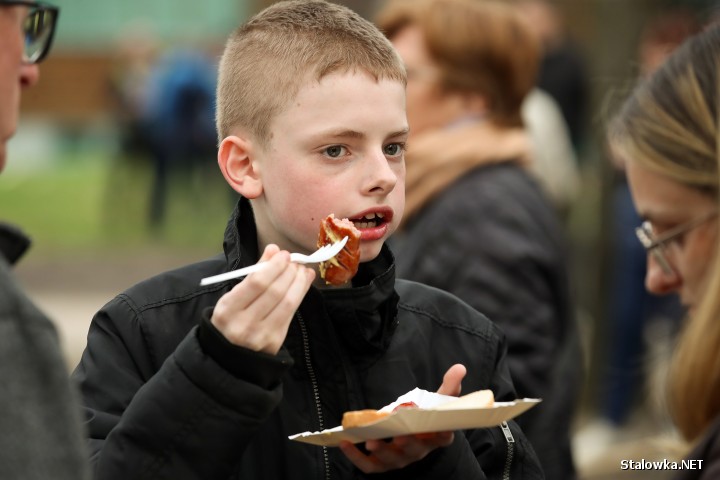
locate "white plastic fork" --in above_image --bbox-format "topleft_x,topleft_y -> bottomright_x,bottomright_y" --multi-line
199,236 -> 349,286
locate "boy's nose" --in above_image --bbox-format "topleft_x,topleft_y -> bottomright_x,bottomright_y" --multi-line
645,254 -> 682,295
365,154 -> 398,194
20,63 -> 40,88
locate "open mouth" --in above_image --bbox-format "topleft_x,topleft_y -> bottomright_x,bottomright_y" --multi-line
350,212 -> 386,229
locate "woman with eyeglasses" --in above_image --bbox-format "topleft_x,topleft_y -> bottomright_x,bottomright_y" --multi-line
608,23 -> 720,479
0,2 -> 88,479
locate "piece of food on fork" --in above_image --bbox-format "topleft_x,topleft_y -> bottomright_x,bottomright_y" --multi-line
317,214 -> 361,285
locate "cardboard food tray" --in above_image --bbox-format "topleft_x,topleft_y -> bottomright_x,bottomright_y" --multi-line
289,388 -> 541,447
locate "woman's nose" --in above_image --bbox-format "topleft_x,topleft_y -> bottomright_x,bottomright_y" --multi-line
645,253 -> 682,295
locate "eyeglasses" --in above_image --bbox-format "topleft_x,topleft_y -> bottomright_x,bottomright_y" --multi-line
2,1 -> 59,64
635,210 -> 717,276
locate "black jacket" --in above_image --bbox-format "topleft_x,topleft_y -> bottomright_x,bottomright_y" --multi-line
72,199 -> 543,479
392,163 -> 582,480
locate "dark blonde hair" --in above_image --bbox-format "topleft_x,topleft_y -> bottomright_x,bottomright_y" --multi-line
376,0 -> 539,128
608,24 -> 720,442
216,0 -> 406,146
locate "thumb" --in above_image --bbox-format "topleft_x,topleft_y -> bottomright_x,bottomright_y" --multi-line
437,364 -> 466,397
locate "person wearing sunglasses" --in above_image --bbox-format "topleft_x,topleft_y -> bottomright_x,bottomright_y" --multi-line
0,2 -> 89,478
608,23 -> 720,479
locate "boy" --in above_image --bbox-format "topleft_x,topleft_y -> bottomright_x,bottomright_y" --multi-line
73,1 -> 543,478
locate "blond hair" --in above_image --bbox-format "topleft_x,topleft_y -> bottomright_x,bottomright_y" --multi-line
376,0 -> 539,128
216,0 -> 406,145
608,24 -> 720,442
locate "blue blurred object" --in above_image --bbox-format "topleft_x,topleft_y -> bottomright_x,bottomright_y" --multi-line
141,49 -> 218,228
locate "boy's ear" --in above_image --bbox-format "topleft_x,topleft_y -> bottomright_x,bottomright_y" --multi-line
218,135 -> 263,198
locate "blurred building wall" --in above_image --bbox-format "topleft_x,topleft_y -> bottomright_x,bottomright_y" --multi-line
53,0 -> 247,49
20,0 -> 249,121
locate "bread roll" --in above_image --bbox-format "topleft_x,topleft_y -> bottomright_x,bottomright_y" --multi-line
341,409 -> 390,429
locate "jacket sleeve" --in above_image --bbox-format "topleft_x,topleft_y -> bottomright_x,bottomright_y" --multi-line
71,295 -> 288,480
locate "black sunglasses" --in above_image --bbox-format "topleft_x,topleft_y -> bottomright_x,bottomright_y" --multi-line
2,1 -> 60,64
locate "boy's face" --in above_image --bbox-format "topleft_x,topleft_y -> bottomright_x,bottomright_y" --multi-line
251,71 -> 408,263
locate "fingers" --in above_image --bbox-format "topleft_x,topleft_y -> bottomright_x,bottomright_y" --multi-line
339,432 -> 454,474
213,247 -> 290,323
242,254 -> 302,320
340,363 -> 465,474
210,244 -> 315,354
258,243 -> 280,262
437,363 -> 466,397
257,265 -> 315,349
339,441 -> 381,473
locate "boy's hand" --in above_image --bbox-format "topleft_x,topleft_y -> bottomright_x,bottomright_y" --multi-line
339,364 -> 467,474
339,433 -> 454,474
437,363 -> 466,396
211,244 -> 315,355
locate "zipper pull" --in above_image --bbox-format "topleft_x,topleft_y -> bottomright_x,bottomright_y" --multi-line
500,421 -> 515,443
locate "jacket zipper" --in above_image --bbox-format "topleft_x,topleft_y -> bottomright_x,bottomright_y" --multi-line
297,312 -> 331,480
500,421 -> 515,480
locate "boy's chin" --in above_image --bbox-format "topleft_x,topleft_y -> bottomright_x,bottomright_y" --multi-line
359,242 -> 384,263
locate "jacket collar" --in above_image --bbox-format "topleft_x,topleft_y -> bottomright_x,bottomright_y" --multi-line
0,222 -> 31,266
223,197 -> 260,271
223,197 -> 399,354
320,245 -> 399,355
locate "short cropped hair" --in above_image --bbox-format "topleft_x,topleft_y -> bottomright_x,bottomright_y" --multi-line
216,0 -> 406,145
376,0 -> 539,127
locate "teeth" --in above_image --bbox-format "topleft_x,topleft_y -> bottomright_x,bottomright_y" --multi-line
352,212 -> 387,228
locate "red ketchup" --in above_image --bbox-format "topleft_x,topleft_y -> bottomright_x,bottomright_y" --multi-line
392,401 -> 419,412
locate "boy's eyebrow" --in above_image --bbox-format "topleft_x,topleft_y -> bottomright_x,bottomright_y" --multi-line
312,127 -> 409,141
388,127 -> 410,138
326,129 -> 366,140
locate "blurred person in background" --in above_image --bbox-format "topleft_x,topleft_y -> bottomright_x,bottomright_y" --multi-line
376,0 -> 582,478
512,0 -> 589,153
107,21 -> 159,163
522,84 -> 580,218
107,24 -> 220,232
0,1 -> 89,478
141,47 -> 219,230
508,0 -> 582,217
607,23 -> 720,478
601,9 -> 698,433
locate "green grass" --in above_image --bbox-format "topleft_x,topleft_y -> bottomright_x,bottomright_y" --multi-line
0,152 -> 234,258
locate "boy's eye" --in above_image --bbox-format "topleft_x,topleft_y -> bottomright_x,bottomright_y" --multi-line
324,145 -> 347,158
384,143 -> 405,157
